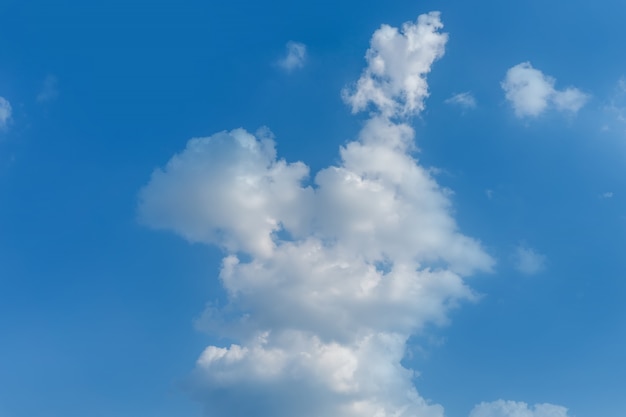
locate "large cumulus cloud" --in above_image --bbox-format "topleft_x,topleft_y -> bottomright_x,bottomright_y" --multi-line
139,11 -> 568,417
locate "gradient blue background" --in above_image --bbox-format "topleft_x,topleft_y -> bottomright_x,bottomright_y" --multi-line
1,1 -> 625,416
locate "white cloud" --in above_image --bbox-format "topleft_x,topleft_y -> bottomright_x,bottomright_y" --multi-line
446,92 -> 477,109
139,12 -> 501,417
138,127 -> 311,258
601,191 -> 613,199
502,62 -> 588,118
470,400 -> 570,417
514,245 -> 546,275
37,74 -> 59,103
0,97 -> 12,129
342,12 -> 447,118
278,41 -> 307,72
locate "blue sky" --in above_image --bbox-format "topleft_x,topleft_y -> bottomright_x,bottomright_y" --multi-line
1,1 -> 626,417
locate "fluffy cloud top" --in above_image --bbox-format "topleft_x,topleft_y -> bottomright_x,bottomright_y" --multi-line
470,400 -> 570,417
0,97 -> 12,129
446,92 -> 477,109
502,62 -> 588,117
138,128 -> 311,258
343,12 -> 447,118
514,245 -> 546,275
278,41 -> 307,72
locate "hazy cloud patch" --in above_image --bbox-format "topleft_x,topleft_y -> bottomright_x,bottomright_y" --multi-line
278,41 -> 307,72
36,75 -> 59,103
514,245 -> 546,275
604,77 -> 626,130
0,97 -> 12,129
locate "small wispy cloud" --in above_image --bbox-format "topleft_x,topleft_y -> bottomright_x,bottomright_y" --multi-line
278,41 -> 307,72
0,97 -> 12,129
470,400 -> 571,417
600,191 -> 613,199
37,75 -> 59,103
445,92 -> 476,109
514,245 -> 546,275
502,62 -> 588,118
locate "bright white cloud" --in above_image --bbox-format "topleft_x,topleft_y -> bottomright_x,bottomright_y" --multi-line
470,400 -> 570,417
0,97 -> 12,129
278,41 -> 307,72
514,245 -> 546,275
446,92 -> 477,109
502,62 -> 588,118
343,11 -> 447,118
138,127 -> 311,258
139,12 -> 501,417
37,74 -> 59,103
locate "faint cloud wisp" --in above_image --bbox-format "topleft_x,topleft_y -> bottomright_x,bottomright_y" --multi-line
445,92 -> 477,109
470,400 -> 570,417
278,41 -> 307,72
36,75 -> 59,103
0,97 -> 12,129
604,77 -> 626,130
514,245 -> 546,275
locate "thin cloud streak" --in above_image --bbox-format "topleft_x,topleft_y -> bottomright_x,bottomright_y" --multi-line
470,400 -> 571,417
446,92 -> 477,109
